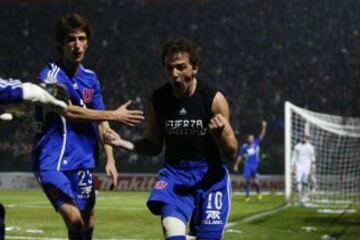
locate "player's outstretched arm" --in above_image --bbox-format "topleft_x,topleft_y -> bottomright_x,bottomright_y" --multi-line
259,120 -> 267,140
22,83 -> 67,108
103,128 -> 135,151
209,91 -> 238,160
61,100 -> 144,124
0,82 -> 67,121
104,102 -> 164,156
111,100 -> 145,126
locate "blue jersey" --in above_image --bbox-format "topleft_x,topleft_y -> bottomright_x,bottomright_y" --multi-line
32,62 -> 105,171
0,78 -> 23,104
240,138 -> 261,166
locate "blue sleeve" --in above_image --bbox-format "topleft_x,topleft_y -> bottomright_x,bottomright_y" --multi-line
88,75 -> 105,110
38,64 -> 61,84
239,145 -> 246,157
255,138 -> 262,146
34,67 -> 50,123
38,68 -> 49,83
0,78 -> 24,103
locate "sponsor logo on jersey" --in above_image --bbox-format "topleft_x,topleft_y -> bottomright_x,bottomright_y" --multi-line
72,82 -> 79,89
78,185 -> 93,199
203,210 -> 223,225
247,147 -> 257,156
82,88 -> 94,103
179,107 -> 187,115
165,119 -> 207,136
154,180 -> 168,189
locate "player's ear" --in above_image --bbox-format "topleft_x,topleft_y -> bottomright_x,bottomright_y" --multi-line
192,65 -> 198,75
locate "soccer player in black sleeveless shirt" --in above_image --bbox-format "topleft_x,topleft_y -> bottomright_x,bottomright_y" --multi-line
105,38 -> 238,240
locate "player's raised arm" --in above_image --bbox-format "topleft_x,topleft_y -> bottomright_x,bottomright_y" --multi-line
209,91 -> 238,160
259,120 -> 267,140
104,101 -> 164,156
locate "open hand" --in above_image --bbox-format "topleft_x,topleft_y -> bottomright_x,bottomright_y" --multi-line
105,161 -> 118,188
262,120 -> 267,127
233,164 -> 239,172
113,100 -> 144,126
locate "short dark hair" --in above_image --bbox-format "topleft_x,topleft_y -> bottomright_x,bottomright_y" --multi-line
56,13 -> 92,54
161,37 -> 200,67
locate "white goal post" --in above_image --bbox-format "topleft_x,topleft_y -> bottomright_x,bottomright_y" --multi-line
285,101 -> 360,205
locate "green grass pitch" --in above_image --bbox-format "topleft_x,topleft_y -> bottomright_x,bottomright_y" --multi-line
1,190 -> 359,239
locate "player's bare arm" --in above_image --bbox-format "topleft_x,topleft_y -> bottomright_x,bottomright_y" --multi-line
233,155 -> 242,172
60,100 -> 144,125
311,150 -> 316,175
104,101 -> 164,156
98,121 -> 118,186
209,91 -> 238,160
259,120 -> 267,140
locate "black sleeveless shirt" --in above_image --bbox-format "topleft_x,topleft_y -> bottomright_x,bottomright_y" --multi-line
152,80 -> 222,165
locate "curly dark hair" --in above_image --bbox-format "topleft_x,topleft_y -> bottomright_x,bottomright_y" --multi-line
160,37 -> 200,67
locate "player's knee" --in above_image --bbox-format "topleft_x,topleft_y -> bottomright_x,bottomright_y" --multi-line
162,216 -> 186,238
68,220 -> 83,233
81,209 -> 95,229
65,214 -> 84,232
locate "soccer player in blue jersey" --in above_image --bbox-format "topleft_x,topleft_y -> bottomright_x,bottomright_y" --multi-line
0,77 -> 67,120
233,120 -> 267,202
105,37 -> 238,240
32,13 -> 143,240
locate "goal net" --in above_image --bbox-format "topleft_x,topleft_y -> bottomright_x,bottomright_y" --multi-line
285,101 -> 360,205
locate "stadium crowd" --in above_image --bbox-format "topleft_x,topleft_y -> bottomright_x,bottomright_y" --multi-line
0,0 -> 359,173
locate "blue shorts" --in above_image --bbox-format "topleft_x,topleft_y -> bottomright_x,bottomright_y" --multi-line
147,160 -> 231,239
35,169 -> 95,211
243,164 -> 259,179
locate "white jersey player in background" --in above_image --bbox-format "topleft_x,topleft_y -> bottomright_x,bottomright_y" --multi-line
292,135 -> 316,204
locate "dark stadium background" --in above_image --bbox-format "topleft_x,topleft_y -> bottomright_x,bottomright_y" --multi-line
0,0 -> 358,174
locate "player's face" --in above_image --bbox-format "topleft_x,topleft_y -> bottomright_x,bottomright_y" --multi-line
62,30 -> 88,64
301,135 -> 309,143
247,134 -> 254,143
165,52 -> 198,98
